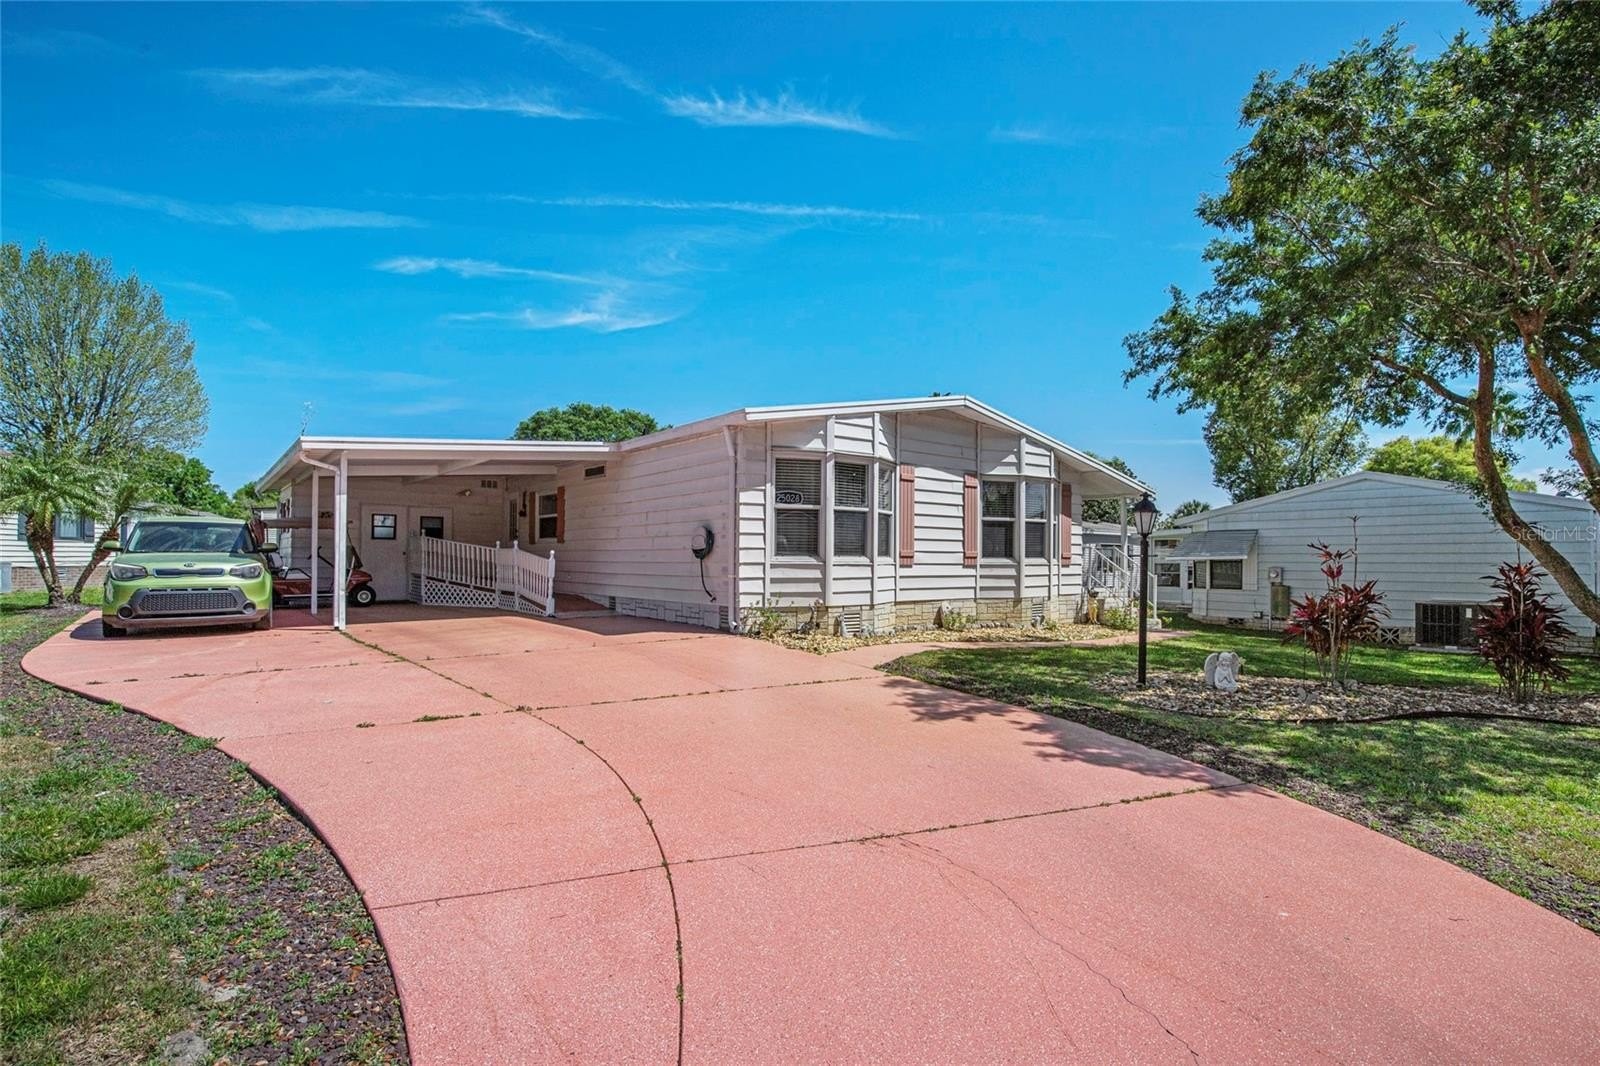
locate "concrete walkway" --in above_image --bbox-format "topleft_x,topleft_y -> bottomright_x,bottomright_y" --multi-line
25,606 -> 1600,1064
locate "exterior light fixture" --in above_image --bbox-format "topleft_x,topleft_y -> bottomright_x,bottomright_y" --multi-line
1131,492 -> 1159,686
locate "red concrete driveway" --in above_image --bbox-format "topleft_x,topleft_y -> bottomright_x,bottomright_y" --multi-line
26,606 -> 1600,1064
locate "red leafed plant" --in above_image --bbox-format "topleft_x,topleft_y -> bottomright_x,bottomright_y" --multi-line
1282,542 -> 1388,686
1475,561 -> 1573,703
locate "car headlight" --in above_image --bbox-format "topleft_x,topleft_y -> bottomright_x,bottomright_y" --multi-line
229,563 -> 264,579
109,563 -> 148,581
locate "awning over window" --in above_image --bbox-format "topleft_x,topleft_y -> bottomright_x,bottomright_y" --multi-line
1167,530 -> 1257,561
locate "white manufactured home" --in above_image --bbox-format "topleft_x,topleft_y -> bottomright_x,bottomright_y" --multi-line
1172,472 -> 1600,648
256,396 -> 1147,632
1,511 -> 106,592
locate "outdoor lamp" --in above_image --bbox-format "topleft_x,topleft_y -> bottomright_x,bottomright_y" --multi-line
1132,492 -> 1159,539
1131,493 -> 1159,686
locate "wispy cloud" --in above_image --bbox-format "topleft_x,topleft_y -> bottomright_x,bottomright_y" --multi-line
991,121 -> 1194,147
242,317 -> 275,333
2,28 -> 138,58
249,360 -> 452,391
444,290 -> 680,333
166,280 -> 238,304
465,5 -> 894,137
373,255 -> 601,285
194,66 -> 591,120
462,5 -> 653,95
535,194 -> 922,223
989,122 -> 1063,146
379,397 -> 468,416
662,90 -> 895,137
42,179 -> 420,232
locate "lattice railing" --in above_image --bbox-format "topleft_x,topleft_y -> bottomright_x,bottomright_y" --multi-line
410,534 -> 555,617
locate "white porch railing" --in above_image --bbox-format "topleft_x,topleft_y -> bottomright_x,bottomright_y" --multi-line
408,534 -> 555,617
1085,543 -> 1162,622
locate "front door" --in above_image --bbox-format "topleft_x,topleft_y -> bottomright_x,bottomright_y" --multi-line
360,505 -> 452,601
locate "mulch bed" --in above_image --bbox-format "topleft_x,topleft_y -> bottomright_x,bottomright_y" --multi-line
3,608 -> 409,1063
1103,671 -> 1600,726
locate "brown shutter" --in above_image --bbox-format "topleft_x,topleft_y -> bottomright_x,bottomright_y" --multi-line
897,463 -> 916,566
1060,482 -> 1073,564
555,485 -> 566,544
962,473 -> 979,568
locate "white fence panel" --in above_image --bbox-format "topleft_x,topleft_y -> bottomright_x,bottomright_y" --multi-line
410,534 -> 555,616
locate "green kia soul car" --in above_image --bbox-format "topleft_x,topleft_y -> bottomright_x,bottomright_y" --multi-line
102,514 -> 276,637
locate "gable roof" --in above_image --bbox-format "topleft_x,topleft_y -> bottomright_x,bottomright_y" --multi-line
619,395 -> 1146,497
1175,471 -> 1594,527
261,395 -> 1147,497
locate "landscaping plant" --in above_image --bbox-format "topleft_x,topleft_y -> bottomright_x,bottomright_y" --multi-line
1475,561 -> 1574,703
1283,542 -> 1388,686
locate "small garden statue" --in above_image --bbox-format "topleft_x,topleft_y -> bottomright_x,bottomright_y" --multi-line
1204,651 -> 1243,692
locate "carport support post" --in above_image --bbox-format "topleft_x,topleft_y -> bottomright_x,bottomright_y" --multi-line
309,471 -> 320,617
333,453 -> 349,631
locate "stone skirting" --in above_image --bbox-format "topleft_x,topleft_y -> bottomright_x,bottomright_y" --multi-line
742,595 -> 1077,637
612,595 -> 728,631
5,562 -> 106,593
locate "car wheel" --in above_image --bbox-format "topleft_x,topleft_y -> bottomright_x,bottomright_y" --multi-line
102,620 -> 128,639
253,610 -> 274,631
350,585 -> 377,607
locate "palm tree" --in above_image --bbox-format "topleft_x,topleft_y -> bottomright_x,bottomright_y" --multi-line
0,449 -> 102,606
68,468 -> 149,604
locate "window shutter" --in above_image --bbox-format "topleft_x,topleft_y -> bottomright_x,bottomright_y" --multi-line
1060,483 -> 1073,564
897,464 -> 916,566
555,485 -> 566,544
962,473 -> 979,568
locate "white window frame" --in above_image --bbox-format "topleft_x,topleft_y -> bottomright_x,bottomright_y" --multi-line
832,460 -> 870,559
980,479 -> 1017,560
1210,558 -> 1245,590
1023,481 -> 1049,560
875,464 -> 895,560
772,453 -> 823,560
535,491 -> 559,542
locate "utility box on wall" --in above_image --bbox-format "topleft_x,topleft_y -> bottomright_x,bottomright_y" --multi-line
1270,582 -> 1291,620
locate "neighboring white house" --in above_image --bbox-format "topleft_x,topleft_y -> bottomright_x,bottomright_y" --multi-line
256,396 -> 1148,632
1172,471 -> 1600,648
1,511 -> 106,592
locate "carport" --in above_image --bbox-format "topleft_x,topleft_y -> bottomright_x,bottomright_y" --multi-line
257,436 -> 614,629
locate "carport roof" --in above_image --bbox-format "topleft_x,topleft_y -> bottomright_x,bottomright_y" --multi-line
259,437 -> 615,490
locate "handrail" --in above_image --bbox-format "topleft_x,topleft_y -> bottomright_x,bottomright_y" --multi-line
410,533 -> 554,616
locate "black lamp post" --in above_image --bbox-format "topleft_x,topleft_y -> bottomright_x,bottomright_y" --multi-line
1131,493 -> 1160,687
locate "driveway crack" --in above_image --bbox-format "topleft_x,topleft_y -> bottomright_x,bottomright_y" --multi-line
901,837 -> 1201,1065
342,630 -> 688,1066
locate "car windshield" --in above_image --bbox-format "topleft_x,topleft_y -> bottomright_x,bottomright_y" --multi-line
126,521 -> 253,554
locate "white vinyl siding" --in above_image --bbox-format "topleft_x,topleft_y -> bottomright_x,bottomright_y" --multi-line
1185,474 -> 1598,638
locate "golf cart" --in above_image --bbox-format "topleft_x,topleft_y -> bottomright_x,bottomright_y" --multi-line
251,516 -> 377,607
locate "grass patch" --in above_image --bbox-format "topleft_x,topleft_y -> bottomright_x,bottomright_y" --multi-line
7,870 -> 94,912
0,588 -> 103,612
893,630 -> 1600,930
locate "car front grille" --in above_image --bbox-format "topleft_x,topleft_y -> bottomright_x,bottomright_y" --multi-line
152,567 -> 226,577
134,588 -> 244,615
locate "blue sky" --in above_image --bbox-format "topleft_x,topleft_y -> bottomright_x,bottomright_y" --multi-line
3,1 -> 1534,502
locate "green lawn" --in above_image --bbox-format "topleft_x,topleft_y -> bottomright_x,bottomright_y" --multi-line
0,607 -> 193,1063
0,588 -> 103,612
891,626 -> 1600,931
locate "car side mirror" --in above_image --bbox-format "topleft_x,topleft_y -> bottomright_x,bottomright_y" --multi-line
103,539 -> 121,552
258,541 -> 278,553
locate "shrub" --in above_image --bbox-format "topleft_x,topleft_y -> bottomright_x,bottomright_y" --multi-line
1475,561 -> 1573,703
1282,542 -> 1388,686
740,600 -> 788,638
1100,605 -> 1138,631
935,604 -> 971,631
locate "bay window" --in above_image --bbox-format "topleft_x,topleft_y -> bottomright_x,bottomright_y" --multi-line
833,462 -> 868,557
980,480 -> 1016,559
774,457 -> 822,558
876,465 -> 894,558
1023,483 -> 1049,559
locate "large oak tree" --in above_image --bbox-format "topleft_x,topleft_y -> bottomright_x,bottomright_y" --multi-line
1125,1 -> 1600,625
